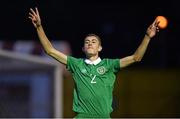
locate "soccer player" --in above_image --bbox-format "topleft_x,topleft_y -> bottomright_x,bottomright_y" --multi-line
29,7 -> 159,118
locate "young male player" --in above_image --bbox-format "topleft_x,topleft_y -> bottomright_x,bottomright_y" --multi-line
29,7 -> 159,118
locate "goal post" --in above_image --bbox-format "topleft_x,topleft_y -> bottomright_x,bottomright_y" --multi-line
0,49 -> 63,118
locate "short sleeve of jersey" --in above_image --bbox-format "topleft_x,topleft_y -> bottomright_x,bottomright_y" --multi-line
109,59 -> 120,73
66,56 -> 80,73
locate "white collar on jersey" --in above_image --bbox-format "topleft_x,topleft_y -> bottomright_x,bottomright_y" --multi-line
84,57 -> 101,65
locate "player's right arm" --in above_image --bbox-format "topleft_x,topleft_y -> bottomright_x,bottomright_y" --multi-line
29,7 -> 67,65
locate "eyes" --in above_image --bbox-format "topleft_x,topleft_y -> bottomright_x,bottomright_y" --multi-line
84,39 -> 98,45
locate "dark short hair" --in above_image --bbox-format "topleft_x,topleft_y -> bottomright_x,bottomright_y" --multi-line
85,33 -> 102,45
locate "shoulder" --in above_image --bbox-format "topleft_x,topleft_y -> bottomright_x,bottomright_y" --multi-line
101,58 -> 120,68
67,56 -> 84,64
102,58 -> 119,64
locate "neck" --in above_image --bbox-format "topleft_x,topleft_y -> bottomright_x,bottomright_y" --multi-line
86,55 -> 99,61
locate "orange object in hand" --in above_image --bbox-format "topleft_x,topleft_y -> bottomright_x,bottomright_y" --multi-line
156,16 -> 168,29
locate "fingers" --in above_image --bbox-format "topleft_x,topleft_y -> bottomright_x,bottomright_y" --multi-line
28,12 -> 34,19
28,12 -> 36,22
32,21 -> 37,27
152,19 -> 159,28
146,18 -> 161,37
152,19 -> 157,26
35,7 -> 39,16
29,8 -> 35,19
156,27 -> 159,32
29,8 -> 39,18
28,7 -> 40,21
149,18 -> 160,31
30,8 -> 36,16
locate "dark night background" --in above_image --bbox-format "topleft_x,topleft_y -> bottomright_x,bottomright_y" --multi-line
0,1 -> 180,118
0,0 -> 179,68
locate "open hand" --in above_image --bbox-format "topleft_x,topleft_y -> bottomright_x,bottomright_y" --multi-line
29,7 -> 41,28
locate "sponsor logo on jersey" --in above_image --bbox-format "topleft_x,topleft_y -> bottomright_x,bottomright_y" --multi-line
97,66 -> 106,75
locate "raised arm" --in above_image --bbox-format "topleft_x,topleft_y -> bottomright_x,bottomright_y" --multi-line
28,7 -> 67,65
120,19 -> 159,68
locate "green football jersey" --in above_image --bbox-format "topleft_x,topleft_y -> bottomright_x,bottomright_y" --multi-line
67,56 -> 120,117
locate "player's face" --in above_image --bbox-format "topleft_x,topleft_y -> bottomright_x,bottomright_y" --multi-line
83,36 -> 102,56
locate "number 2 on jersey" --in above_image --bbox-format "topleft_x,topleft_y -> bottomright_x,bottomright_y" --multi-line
91,75 -> 97,83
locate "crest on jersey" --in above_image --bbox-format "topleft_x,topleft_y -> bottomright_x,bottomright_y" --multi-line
97,66 -> 106,75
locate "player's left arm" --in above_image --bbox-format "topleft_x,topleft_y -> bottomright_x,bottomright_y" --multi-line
120,19 -> 159,68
